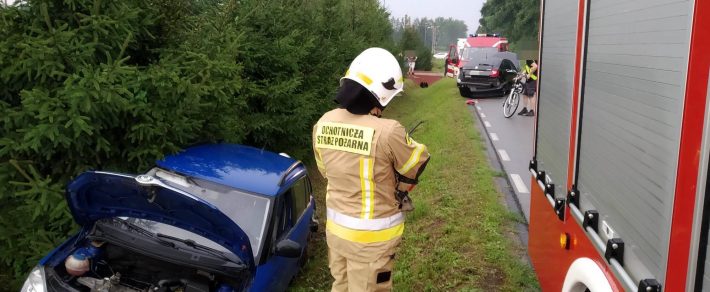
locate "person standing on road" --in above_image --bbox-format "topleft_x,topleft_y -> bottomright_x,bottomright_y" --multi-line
518,59 -> 538,116
406,55 -> 417,76
313,47 -> 431,292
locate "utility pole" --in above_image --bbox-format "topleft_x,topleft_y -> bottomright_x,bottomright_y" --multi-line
426,25 -> 437,52
431,26 -> 437,52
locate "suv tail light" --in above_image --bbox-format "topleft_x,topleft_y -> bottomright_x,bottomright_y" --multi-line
490,69 -> 499,78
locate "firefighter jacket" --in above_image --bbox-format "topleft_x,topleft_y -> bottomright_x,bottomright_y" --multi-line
313,108 -> 430,262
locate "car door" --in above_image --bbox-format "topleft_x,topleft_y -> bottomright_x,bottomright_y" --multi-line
251,176 -> 311,291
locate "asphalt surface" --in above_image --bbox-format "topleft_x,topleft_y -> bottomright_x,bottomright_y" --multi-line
469,95 -> 535,221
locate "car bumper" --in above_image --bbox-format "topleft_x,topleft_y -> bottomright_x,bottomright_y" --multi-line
457,80 -> 508,94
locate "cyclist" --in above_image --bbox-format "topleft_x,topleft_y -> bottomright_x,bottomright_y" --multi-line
518,59 -> 538,116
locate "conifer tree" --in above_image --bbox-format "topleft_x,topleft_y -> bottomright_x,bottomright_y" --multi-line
1,0 -> 394,287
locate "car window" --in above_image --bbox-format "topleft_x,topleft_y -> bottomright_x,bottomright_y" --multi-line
277,196 -> 291,237
260,177 -> 311,258
290,178 -> 309,223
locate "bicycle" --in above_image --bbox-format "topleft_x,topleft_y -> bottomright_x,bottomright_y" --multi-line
502,72 -> 526,118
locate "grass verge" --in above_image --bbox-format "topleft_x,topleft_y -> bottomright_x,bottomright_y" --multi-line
290,78 -> 538,291
431,58 -> 446,75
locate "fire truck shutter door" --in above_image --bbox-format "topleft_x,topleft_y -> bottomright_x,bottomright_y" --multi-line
575,0 -> 693,285
534,0 -> 578,200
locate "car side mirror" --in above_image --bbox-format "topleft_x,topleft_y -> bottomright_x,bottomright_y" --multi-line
275,239 -> 302,258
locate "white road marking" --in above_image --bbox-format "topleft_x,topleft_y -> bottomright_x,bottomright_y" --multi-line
484,121 -> 491,127
480,112 -> 487,118
498,149 -> 510,161
490,133 -> 499,141
476,106 -> 482,110
510,174 -> 530,194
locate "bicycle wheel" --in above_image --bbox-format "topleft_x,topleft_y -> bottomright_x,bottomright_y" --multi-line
502,90 -> 519,118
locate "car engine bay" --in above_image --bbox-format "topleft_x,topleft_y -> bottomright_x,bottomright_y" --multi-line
48,241 -> 239,292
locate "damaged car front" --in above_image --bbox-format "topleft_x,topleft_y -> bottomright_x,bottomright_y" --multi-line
21,171 -> 259,292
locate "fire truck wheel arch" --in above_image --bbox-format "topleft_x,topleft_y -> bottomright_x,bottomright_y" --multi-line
562,258 -> 614,292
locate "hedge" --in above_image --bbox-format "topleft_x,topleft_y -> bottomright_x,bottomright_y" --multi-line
0,0 -> 393,286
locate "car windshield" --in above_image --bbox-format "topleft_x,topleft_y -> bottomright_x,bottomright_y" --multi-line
118,217 -> 232,253
148,168 -> 272,260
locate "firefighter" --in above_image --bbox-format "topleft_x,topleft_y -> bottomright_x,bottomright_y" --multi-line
312,47 -> 431,292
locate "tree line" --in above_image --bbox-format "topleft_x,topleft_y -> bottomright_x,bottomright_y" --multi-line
0,0 -> 393,286
392,16 -> 468,52
391,16 -> 467,71
476,0 -> 540,53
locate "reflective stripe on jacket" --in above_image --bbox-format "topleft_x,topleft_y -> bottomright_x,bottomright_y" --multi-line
524,64 -> 538,80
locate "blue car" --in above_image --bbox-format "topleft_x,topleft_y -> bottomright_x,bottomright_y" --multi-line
21,144 -> 317,292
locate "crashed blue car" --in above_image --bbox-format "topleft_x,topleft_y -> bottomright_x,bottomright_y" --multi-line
21,144 -> 317,292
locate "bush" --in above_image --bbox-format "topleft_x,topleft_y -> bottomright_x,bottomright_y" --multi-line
0,0 -> 393,287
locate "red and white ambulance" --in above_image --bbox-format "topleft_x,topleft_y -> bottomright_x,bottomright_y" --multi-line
528,0 -> 710,291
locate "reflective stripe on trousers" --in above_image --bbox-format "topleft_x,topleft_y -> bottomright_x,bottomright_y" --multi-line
327,208 -> 404,243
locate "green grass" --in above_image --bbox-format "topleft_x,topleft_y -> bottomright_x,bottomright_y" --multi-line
290,79 -> 539,291
431,58 -> 446,75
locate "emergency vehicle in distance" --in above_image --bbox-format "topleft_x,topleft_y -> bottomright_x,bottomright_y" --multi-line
444,33 -> 509,78
528,0 -> 709,291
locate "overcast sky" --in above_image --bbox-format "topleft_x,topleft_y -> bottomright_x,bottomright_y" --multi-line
378,0 -> 484,34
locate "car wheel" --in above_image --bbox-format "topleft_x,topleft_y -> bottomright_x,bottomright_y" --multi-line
459,87 -> 471,98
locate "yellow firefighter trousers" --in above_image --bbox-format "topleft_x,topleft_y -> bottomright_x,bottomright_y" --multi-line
328,247 -> 395,292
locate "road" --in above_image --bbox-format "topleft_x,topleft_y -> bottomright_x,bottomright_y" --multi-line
469,95 -> 535,221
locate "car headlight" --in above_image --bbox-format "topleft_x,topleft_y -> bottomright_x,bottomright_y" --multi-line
21,265 -> 46,292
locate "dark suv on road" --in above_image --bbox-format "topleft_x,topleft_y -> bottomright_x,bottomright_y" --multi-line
457,48 -> 519,97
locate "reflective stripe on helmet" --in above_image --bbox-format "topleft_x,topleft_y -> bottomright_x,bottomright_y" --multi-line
360,157 -> 376,219
396,143 -> 427,174
326,220 -> 404,243
356,72 -> 373,85
327,208 -> 404,231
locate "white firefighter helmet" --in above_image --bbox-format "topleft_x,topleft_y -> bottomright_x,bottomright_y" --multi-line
341,48 -> 404,107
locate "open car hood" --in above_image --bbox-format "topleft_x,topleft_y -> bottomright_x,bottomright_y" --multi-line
66,171 -> 255,270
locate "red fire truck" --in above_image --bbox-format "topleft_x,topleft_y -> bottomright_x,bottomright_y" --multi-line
528,0 -> 709,291
445,34 -> 509,77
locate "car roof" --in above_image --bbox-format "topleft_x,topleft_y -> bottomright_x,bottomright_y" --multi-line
156,144 -> 305,197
